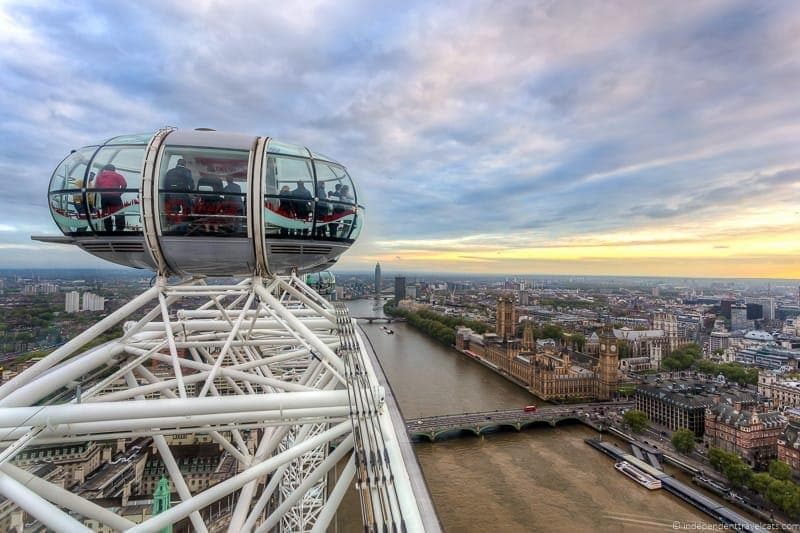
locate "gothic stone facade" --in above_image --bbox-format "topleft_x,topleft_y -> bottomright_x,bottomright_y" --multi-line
459,326 -> 619,402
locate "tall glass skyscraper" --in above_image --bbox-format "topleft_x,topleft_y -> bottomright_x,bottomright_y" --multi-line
374,262 -> 381,298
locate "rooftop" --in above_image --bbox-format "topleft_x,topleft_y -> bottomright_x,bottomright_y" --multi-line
637,377 -> 757,409
745,330 -> 775,342
708,402 -> 785,429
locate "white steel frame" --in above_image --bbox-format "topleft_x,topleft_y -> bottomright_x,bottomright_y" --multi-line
0,274 -> 424,532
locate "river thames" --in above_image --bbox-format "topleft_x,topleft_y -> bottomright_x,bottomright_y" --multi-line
340,299 -> 714,532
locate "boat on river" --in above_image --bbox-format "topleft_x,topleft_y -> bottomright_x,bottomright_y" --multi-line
614,461 -> 662,490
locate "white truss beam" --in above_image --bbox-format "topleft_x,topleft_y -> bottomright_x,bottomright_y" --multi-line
0,275 -> 427,531
0,407 -> 351,442
0,391 -> 349,428
128,421 -> 352,532
310,455 -> 357,533
256,434 -> 355,532
0,472 -> 92,532
0,462 -> 135,530
1,342 -> 125,407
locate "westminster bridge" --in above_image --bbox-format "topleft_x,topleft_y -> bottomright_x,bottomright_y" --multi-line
352,316 -> 406,323
406,401 -> 634,441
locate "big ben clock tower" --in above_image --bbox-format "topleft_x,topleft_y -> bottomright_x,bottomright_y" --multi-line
597,333 -> 619,400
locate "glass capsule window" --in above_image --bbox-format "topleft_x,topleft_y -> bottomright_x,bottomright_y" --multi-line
349,207 -> 365,240
262,148 -> 362,241
49,147 -> 96,193
266,139 -> 309,158
48,147 -> 97,233
87,146 -> 146,234
48,142 -> 147,236
104,133 -> 153,146
313,162 -> 357,240
158,147 -> 249,237
49,193 -> 90,233
263,154 -> 315,237
308,150 -> 336,163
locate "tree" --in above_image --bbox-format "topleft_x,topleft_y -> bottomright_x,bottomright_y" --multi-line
708,448 -> 725,472
708,447 -> 756,488
671,428 -> 696,454
388,307 -> 488,347
541,324 -> 563,341
769,460 -> 793,481
622,410 -> 649,434
694,360 -> 758,386
618,343 -> 632,358
749,472 -> 773,494
766,478 -> 795,508
571,333 -> 586,352
709,447 -> 740,474
684,343 -> 701,358
661,343 -> 702,371
726,461 -> 753,488
695,359 -> 716,375
709,448 -> 725,471
785,489 -> 800,519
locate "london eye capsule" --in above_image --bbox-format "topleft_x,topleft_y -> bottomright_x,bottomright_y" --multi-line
34,128 -> 364,276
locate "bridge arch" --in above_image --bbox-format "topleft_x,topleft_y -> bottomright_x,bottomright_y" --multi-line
493,422 -> 523,433
409,431 -> 436,442
427,427 -> 482,441
552,416 -> 585,426
519,420 -> 555,431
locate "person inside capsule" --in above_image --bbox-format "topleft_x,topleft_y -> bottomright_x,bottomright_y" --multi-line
315,182 -> 330,237
222,176 -> 244,233
290,180 -> 312,235
95,164 -> 127,232
162,158 -> 194,233
195,164 -> 223,233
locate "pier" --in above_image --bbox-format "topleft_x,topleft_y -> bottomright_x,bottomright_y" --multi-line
586,439 -> 766,531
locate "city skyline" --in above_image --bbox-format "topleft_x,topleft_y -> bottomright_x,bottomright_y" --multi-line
1,1 -> 799,278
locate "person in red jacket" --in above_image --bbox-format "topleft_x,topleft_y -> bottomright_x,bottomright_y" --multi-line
95,164 -> 128,232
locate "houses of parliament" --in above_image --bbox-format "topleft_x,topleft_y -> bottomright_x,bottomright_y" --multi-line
455,297 -> 620,401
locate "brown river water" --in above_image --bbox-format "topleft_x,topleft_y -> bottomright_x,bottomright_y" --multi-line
334,299 -> 711,532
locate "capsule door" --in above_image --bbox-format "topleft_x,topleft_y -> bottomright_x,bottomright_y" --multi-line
154,131 -> 257,276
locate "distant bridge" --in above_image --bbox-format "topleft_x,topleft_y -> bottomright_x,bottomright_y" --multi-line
352,316 -> 406,323
406,401 -> 634,441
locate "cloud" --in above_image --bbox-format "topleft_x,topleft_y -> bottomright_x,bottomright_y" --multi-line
0,0 -> 799,277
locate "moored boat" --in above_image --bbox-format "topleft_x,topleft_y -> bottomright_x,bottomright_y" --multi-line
614,461 -> 662,490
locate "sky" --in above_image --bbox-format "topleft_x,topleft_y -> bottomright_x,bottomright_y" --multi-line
1,0 -> 799,278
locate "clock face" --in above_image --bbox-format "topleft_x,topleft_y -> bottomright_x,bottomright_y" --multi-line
610,345 -> 617,353
600,344 -> 606,351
